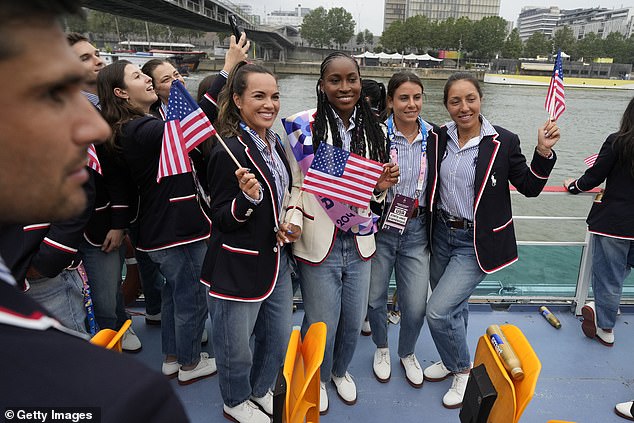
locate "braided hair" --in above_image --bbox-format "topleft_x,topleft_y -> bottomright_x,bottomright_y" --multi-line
313,52 -> 388,163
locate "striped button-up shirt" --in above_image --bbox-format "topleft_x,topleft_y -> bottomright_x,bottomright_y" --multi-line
332,107 -> 356,152
438,115 -> 497,221
0,256 -> 16,286
242,124 -> 289,211
81,91 -> 100,109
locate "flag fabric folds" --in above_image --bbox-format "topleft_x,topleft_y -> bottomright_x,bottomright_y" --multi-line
584,153 -> 598,167
545,50 -> 566,121
87,144 -> 102,175
302,142 -> 384,209
157,80 -> 216,182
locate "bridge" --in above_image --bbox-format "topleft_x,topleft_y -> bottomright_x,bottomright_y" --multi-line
82,0 -> 296,61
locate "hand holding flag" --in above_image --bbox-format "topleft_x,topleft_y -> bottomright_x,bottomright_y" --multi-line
545,50 -> 566,121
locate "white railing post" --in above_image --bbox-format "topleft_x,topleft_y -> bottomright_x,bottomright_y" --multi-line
574,231 -> 594,315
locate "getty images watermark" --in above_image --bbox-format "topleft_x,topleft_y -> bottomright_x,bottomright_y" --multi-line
4,408 -> 100,423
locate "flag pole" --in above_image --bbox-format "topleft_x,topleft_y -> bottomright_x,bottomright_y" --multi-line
213,132 -> 243,169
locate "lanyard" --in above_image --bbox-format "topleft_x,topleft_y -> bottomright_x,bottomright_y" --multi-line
386,114 -> 428,196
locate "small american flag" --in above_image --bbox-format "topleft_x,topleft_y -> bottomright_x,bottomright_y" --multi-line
302,143 -> 384,209
545,50 -> 566,121
87,144 -> 102,175
157,80 -> 216,182
584,153 -> 598,167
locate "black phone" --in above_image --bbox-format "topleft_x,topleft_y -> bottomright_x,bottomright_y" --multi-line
229,14 -> 244,40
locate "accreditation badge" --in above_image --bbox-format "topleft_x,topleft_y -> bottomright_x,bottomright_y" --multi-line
381,194 -> 416,235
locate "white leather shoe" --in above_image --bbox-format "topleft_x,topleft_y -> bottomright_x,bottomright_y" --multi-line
615,400 -> 634,421
250,390 -> 273,416
223,400 -> 271,423
332,372 -> 357,405
161,360 -> 179,378
442,372 -> 469,409
121,326 -> 142,352
319,381 -> 328,415
423,361 -> 451,382
373,348 -> 391,382
178,352 -> 217,385
400,354 -> 423,388
582,302 -> 615,346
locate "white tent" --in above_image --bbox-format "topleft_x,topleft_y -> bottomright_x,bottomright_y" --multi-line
418,53 -> 442,62
386,52 -> 403,60
560,51 -> 570,58
353,51 -> 378,59
376,52 -> 392,60
403,53 -> 419,60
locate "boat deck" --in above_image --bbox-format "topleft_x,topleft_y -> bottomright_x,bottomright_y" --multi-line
126,304 -> 633,423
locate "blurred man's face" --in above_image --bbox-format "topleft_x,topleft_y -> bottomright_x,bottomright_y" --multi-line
70,40 -> 104,91
0,23 -> 111,223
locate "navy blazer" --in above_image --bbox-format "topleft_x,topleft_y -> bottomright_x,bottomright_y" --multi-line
568,133 -> 634,239
427,124 -> 556,273
200,129 -> 292,301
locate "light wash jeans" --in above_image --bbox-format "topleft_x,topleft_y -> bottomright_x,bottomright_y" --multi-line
147,240 -> 207,366
212,248 -> 293,407
368,214 -> 430,357
80,240 -> 126,330
299,231 -> 372,381
26,268 -> 87,333
427,214 -> 485,373
591,234 -> 634,329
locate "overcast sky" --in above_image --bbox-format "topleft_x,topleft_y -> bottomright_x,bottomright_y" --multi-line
242,0 -> 629,35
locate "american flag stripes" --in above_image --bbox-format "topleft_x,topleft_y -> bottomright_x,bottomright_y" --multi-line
545,50 -> 566,121
157,80 -> 216,182
302,143 -> 384,209
584,153 -> 598,167
87,144 -> 102,175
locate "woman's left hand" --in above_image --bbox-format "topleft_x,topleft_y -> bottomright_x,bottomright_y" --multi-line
536,119 -> 561,157
375,162 -> 400,193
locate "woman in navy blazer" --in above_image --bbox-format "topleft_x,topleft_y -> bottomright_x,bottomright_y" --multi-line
422,73 -> 560,409
200,63 -> 301,423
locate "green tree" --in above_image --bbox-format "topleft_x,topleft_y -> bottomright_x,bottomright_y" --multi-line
364,29 -> 374,46
603,32 -> 626,62
300,7 -> 330,48
469,16 -> 506,59
523,32 -> 551,58
502,28 -> 523,58
380,20 -> 408,52
552,26 -> 576,58
576,32 -> 602,61
327,7 -> 355,49
356,31 -> 365,46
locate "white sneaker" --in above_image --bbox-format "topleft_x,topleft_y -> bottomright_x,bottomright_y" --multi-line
615,400 -> 634,420
121,326 -> 142,352
361,319 -> 371,336
145,312 -> 161,325
319,381 -> 329,415
400,354 -> 423,388
423,361 -> 451,382
250,390 -> 273,416
178,352 -> 217,385
442,372 -> 469,409
201,328 -> 208,345
161,360 -> 179,378
332,372 -> 357,405
223,400 -> 271,423
373,348 -> 391,382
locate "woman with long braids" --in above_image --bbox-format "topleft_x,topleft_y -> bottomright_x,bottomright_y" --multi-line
564,97 -> 634,421
284,52 -> 399,413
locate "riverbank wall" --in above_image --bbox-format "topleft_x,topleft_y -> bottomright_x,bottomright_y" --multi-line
198,59 -> 484,80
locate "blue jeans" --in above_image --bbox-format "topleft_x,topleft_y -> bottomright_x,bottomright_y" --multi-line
129,223 -> 163,316
26,269 -> 87,334
299,231 -> 371,381
591,234 -> 634,329
80,240 -> 126,330
147,241 -> 208,366
368,214 -> 430,357
427,215 -> 485,373
212,249 -> 292,407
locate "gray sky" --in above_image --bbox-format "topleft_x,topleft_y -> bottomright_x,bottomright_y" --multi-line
243,0 -> 629,35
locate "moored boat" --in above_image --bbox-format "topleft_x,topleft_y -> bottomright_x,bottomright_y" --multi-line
484,73 -> 634,90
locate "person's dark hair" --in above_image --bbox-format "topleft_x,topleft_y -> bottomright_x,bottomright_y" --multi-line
613,95 -> 634,177
0,0 -> 82,60
361,79 -> 386,118
443,72 -> 483,106
383,72 -> 424,119
314,52 -> 387,162
66,31 -> 88,46
141,58 -> 176,112
197,74 -> 218,102
97,60 -> 145,151
216,62 -> 276,138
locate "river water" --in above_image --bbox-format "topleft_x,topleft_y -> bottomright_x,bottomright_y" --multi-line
187,72 -> 634,245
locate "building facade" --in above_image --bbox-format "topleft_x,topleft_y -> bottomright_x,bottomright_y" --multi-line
517,6 -> 561,41
383,0 -> 501,32
558,7 -> 634,40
